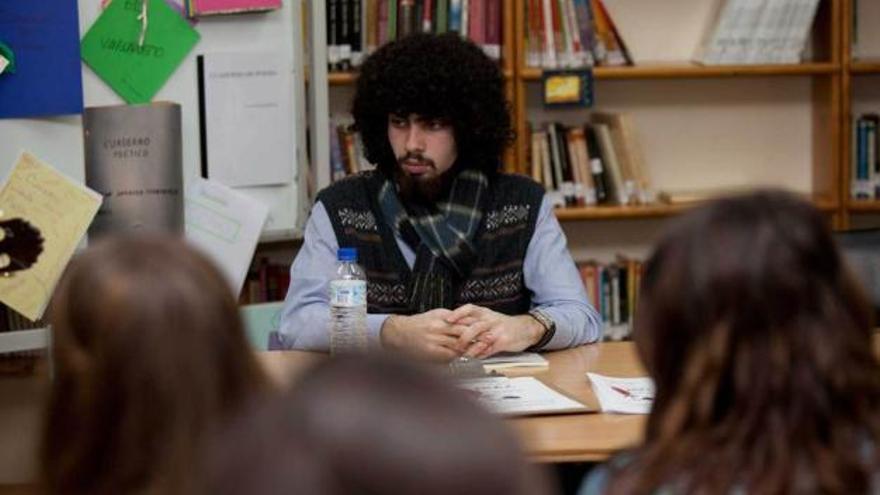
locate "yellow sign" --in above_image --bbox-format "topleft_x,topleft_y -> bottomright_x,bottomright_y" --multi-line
0,152 -> 102,321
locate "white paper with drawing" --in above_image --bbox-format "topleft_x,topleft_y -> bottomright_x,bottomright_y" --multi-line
185,178 -> 268,294
0,152 -> 102,321
587,372 -> 655,414
201,51 -> 295,187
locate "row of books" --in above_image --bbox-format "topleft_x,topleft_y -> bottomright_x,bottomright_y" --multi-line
524,0 -> 631,69
697,0 -> 821,65
330,121 -> 375,182
852,113 -> 880,200
239,258 -> 292,305
527,113 -> 654,208
326,0 -> 503,71
578,257 -> 642,342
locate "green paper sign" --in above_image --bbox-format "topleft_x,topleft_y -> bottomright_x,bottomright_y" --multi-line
81,0 -> 200,103
0,41 -> 16,74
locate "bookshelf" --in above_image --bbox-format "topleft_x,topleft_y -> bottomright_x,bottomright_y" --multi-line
842,0 -> 880,228
513,0 -> 842,224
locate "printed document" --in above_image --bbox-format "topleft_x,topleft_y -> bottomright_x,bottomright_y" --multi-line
201,51 -> 296,187
458,376 -> 591,416
185,178 -> 268,294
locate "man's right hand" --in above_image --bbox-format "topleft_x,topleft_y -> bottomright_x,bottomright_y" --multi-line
380,309 -> 466,362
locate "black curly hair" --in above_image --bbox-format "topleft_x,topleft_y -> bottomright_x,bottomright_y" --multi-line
352,33 -> 512,177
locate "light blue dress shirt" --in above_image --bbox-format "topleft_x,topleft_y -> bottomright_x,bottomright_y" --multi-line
279,195 -> 602,350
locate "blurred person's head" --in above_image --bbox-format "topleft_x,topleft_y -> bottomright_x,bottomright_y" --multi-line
610,190 -> 880,494
201,355 -> 554,495
42,235 -> 267,495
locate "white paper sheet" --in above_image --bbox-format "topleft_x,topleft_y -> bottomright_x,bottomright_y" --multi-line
185,178 -> 269,294
458,376 -> 590,416
202,51 -> 295,187
587,372 -> 655,415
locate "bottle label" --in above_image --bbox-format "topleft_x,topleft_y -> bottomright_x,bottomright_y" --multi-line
329,279 -> 366,307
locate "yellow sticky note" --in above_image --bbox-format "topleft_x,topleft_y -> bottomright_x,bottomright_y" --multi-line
0,152 -> 102,321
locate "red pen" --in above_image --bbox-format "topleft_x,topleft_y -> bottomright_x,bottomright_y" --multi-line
611,385 -> 632,397
611,385 -> 653,401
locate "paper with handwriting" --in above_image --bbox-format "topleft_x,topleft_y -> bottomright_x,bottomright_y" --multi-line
0,152 -> 102,320
587,372 -> 655,414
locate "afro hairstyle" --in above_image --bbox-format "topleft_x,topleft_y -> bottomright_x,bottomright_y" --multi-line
351,33 -> 513,177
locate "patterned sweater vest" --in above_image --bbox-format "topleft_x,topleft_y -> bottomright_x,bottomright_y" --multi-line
317,171 -> 544,316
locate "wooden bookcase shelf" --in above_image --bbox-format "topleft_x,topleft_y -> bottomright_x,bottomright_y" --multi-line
520,63 -> 839,81
553,203 -> 694,221
849,60 -> 880,73
847,201 -> 880,212
328,69 -> 514,85
553,196 -> 837,222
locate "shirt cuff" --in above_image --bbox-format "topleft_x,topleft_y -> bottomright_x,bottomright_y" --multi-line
367,313 -> 391,348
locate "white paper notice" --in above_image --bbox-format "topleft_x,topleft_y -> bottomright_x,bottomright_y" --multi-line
458,376 -> 590,417
587,372 -> 655,415
202,51 -> 295,187
185,178 -> 269,294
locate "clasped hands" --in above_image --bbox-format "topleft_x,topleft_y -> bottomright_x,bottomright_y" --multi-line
380,304 -> 546,362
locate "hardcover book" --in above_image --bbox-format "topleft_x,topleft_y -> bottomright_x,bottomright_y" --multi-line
83,102 -> 184,239
185,0 -> 281,17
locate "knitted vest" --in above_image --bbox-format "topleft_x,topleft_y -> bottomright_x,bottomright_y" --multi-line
317,171 -> 544,316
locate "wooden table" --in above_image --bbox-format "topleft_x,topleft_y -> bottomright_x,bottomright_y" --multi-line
257,341 -> 647,463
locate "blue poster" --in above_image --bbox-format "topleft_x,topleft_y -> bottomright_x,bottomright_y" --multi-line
0,0 -> 84,118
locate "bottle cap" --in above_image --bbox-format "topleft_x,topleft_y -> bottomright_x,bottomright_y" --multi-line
337,247 -> 358,261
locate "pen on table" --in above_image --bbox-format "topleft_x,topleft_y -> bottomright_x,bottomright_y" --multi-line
611,385 -> 653,401
611,385 -> 632,398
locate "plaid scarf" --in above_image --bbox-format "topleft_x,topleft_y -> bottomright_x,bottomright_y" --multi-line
378,169 -> 488,312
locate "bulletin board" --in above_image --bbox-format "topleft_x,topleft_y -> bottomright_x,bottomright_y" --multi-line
0,0 -> 309,240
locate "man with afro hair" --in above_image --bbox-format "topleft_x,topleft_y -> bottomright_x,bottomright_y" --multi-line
280,33 -> 601,361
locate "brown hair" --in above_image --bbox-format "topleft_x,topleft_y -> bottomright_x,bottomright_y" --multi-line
200,355 -> 555,495
608,190 -> 880,494
41,235 -> 267,495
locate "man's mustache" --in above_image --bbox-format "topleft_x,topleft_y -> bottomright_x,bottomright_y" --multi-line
398,152 -> 435,168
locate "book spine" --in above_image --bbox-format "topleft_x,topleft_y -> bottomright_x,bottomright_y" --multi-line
484,0 -> 501,60
572,0 -> 594,66
351,0 -> 363,65
328,0 -> 340,70
387,0 -> 398,41
585,124 -> 608,204
468,0 -> 485,48
366,0 -> 378,54
436,0 -> 449,33
422,0 -> 434,32
461,0 -> 470,39
339,0 -> 352,69
378,0 -> 389,46
541,0 -> 557,68
449,0 -> 462,33
399,0 -> 416,38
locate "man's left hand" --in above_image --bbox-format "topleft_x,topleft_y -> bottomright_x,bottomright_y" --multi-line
444,304 -> 546,359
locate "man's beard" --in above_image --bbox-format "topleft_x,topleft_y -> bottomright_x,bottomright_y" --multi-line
394,152 -> 456,206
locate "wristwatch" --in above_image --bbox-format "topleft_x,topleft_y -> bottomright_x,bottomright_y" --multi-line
526,308 -> 556,351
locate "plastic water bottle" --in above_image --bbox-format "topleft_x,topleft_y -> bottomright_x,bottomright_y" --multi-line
329,247 -> 367,354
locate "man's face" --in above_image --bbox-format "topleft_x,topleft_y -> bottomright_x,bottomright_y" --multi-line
387,113 -> 458,203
